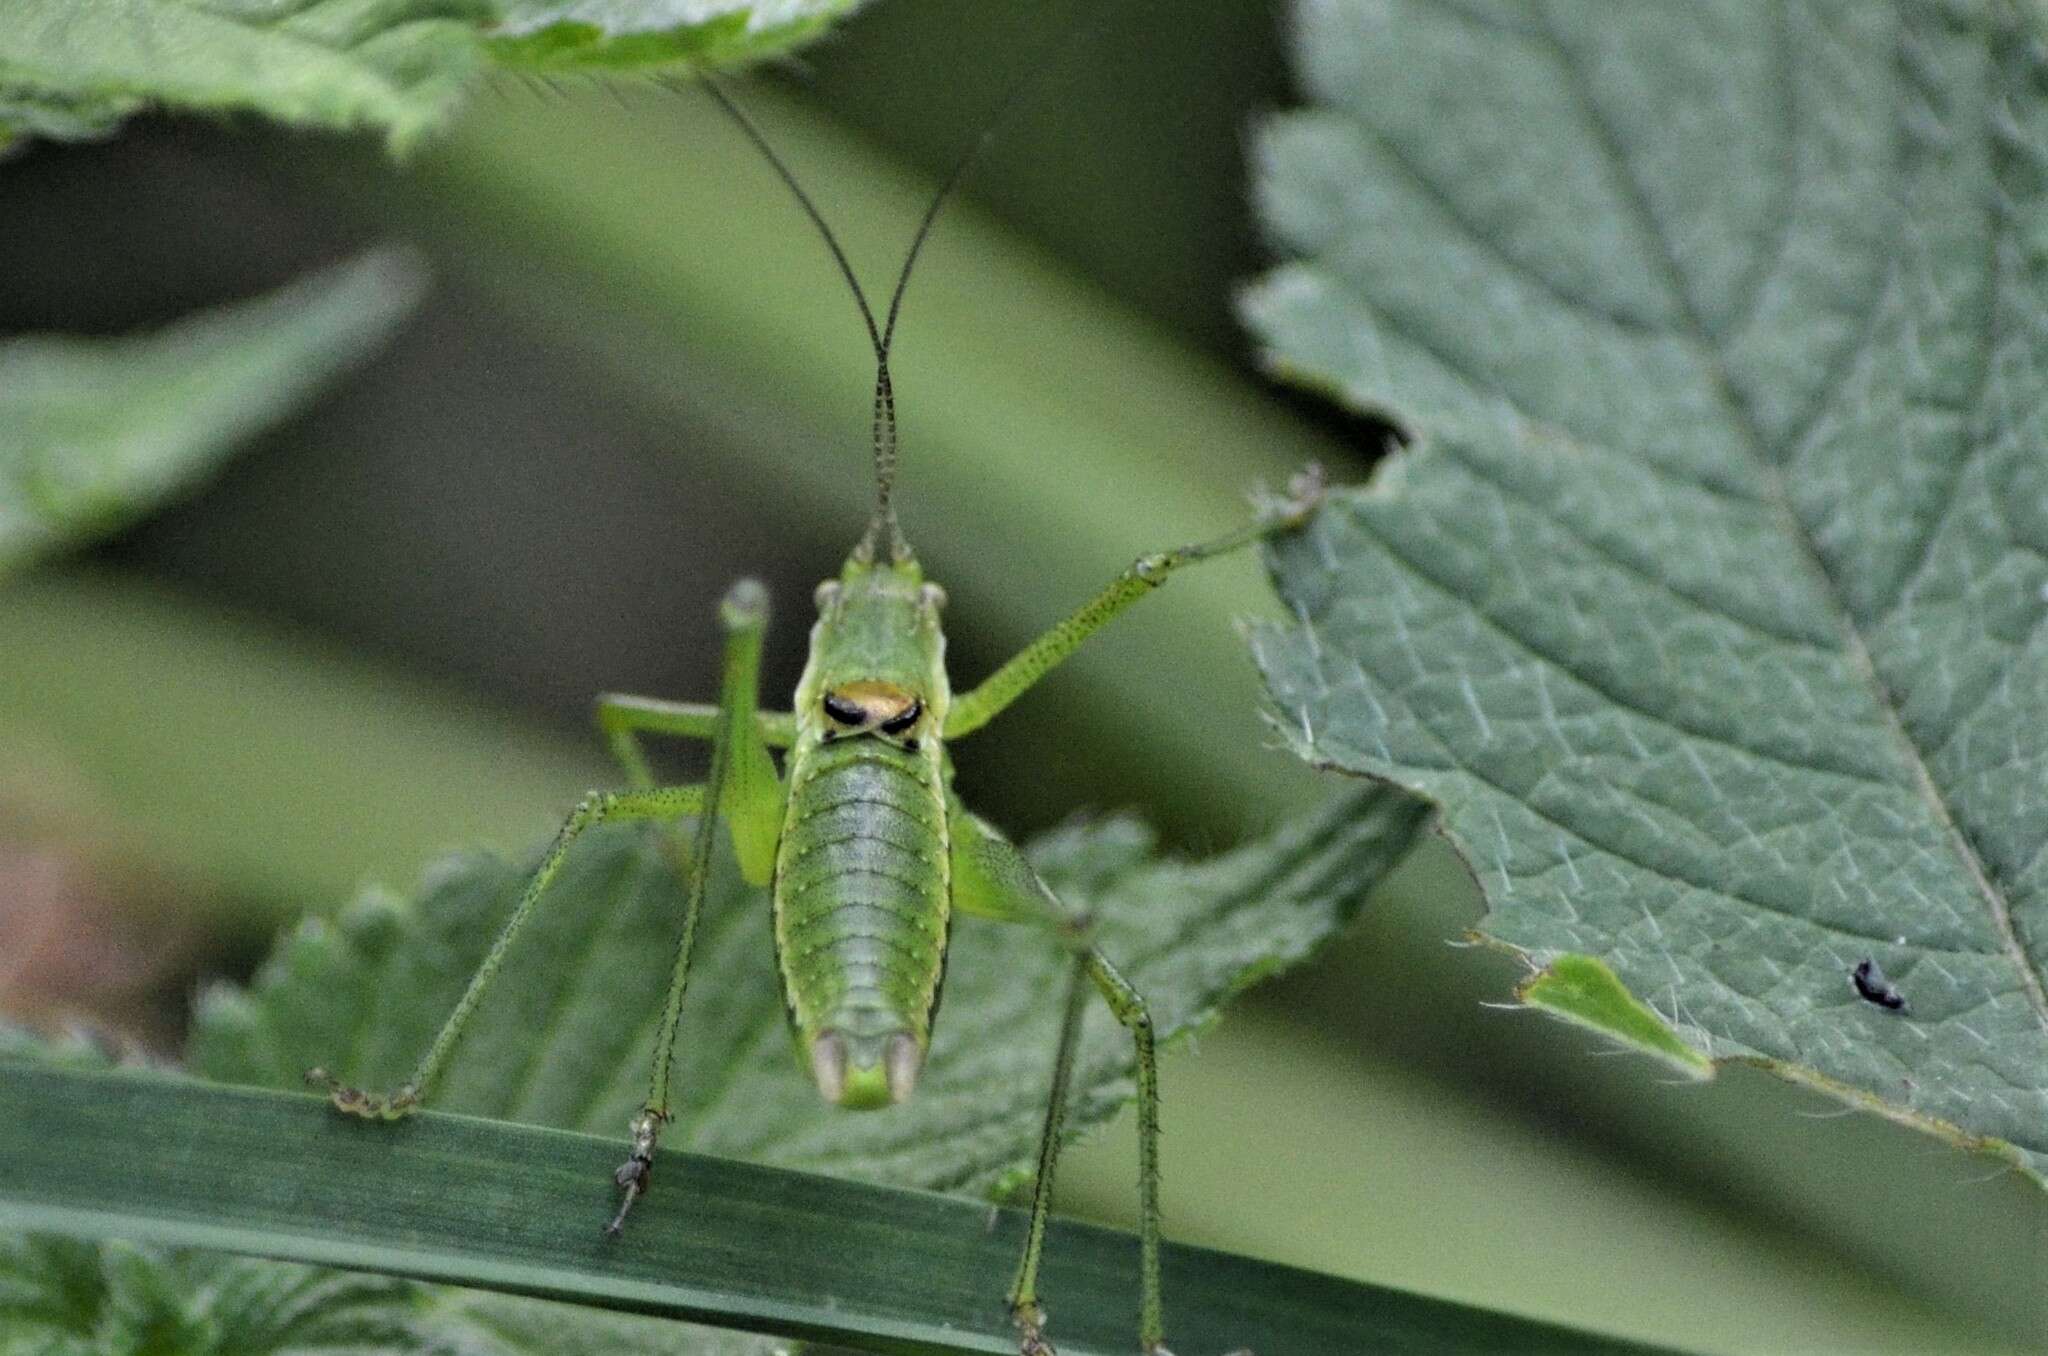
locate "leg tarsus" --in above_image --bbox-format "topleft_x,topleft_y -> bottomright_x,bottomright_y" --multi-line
604,1176 -> 644,1238
1266,461 -> 1326,528
605,1105 -> 669,1237
305,1067 -> 419,1121
1012,1300 -> 1056,1356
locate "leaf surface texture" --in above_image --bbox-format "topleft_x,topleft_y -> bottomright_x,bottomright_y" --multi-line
1245,0 -> 2048,1181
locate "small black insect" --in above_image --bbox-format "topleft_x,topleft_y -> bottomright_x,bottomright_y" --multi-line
1851,959 -> 1909,1013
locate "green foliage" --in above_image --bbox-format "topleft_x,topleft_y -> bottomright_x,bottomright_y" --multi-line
0,783 -> 1422,1354
0,0 -> 863,152
0,1238 -> 429,1356
0,1224 -> 803,1356
0,251 -> 422,580
1518,954 -> 1713,1081
4,0 -> 489,152
193,785 -> 1425,1191
1244,0 -> 2048,1182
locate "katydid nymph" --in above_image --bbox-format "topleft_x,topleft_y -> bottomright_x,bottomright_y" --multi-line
307,68 -> 1320,1356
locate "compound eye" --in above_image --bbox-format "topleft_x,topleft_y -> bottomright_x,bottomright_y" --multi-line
878,697 -> 923,736
823,692 -> 865,727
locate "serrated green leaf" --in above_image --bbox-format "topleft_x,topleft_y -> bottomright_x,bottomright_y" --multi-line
0,1237 -> 431,1356
1243,0 -> 2048,1183
1518,954 -> 1714,1081
0,0 -> 864,151
0,1234 -> 793,1356
0,250 -> 423,580
155,786 -> 1419,1352
193,785 -> 1425,1193
487,0 -> 859,70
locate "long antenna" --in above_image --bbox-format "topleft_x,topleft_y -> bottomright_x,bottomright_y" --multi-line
878,20 -> 1076,359
698,76 -> 883,363
698,2 -> 1104,562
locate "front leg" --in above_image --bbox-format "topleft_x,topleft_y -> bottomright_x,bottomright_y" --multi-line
944,467 -> 1322,740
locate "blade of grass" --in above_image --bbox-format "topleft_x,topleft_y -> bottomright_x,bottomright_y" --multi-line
0,1063 -> 1677,1355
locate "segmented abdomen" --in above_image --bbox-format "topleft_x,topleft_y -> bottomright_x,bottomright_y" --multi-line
773,738 -> 949,1043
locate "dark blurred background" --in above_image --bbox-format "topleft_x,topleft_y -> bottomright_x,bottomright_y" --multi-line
1,1 -> 2040,1351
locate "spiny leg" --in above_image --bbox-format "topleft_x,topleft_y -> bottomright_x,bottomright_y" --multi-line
1012,958 -> 1090,1356
950,805 -> 1177,1356
307,781 -> 703,1118
943,467 -> 1323,740
312,581 -> 787,1119
607,580 -> 788,1234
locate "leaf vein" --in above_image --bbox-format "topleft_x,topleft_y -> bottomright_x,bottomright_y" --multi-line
1367,508 -> 1900,792
1370,709 -> 1926,956
1333,107 -> 1664,338
1436,437 -> 1833,654
1710,0 -> 1802,343
1303,256 -> 1759,507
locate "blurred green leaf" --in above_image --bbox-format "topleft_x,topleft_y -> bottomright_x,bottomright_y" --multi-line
1243,0 -> 2048,1182
0,82 -> 130,142
0,1061 -> 1669,1356
1,0 -> 863,152
3,0 -> 489,152
488,0 -> 861,70
0,1232 -> 802,1356
0,252 -> 423,580
0,570 -> 612,915
193,784 -> 1425,1192
1,1235 -> 428,1356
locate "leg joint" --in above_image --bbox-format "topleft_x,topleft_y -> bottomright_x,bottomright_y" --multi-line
721,577 -> 769,627
1131,552 -> 1173,585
